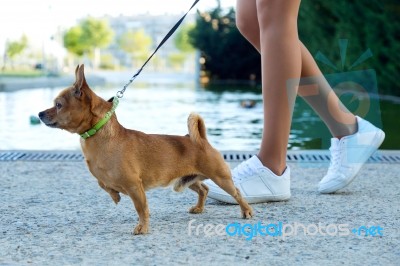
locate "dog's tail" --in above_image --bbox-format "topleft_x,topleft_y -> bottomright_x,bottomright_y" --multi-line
187,113 -> 207,144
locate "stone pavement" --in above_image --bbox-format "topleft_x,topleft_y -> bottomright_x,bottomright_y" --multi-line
0,155 -> 399,265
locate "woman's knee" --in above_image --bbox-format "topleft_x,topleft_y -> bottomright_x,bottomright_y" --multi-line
236,0 -> 260,45
235,13 -> 249,37
256,0 -> 300,29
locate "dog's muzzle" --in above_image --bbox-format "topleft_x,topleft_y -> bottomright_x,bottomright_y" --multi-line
38,111 -> 57,128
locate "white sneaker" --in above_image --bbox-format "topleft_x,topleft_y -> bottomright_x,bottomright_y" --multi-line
205,155 -> 291,204
318,116 -> 385,194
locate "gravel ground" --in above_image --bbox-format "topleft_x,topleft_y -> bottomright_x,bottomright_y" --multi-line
0,160 -> 399,266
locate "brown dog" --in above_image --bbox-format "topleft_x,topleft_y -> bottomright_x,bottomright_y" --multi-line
38,65 -> 253,234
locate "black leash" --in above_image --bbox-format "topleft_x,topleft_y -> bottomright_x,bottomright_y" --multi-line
116,0 -> 201,98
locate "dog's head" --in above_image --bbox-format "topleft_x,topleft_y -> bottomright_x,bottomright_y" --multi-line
38,64 -> 95,134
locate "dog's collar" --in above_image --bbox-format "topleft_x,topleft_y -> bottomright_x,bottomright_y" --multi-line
80,96 -> 119,140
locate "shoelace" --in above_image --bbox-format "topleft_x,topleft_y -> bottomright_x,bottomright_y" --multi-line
232,160 -> 256,182
328,145 -> 341,174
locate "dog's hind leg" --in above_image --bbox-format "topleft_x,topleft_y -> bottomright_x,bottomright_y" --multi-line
98,181 -> 121,204
211,176 -> 253,219
188,181 -> 209,214
207,164 -> 253,219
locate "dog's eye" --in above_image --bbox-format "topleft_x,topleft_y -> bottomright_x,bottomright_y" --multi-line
56,102 -> 62,109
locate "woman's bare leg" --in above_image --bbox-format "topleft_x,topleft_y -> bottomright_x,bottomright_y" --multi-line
205,0 -> 385,202
236,0 -> 357,144
254,0 -> 302,175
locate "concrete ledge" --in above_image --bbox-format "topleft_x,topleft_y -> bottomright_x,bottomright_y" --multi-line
0,74 -> 105,91
1,150 -> 399,163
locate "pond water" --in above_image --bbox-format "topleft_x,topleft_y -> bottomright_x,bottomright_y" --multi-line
0,82 -> 398,151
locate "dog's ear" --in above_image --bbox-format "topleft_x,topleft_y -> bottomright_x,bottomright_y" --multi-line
74,64 -> 87,98
74,64 -> 80,79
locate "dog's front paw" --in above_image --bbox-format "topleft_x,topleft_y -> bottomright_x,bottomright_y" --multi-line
242,207 -> 254,219
111,192 -> 121,205
189,206 -> 204,214
133,223 -> 149,235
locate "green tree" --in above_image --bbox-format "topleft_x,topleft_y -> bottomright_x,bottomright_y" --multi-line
189,7 -> 261,81
80,18 -> 113,49
118,29 -> 152,66
189,1 -> 400,96
168,53 -> 186,70
299,0 -> 400,96
167,23 -> 196,70
2,35 -> 28,70
64,26 -> 86,56
174,23 -> 195,53
63,17 -> 114,68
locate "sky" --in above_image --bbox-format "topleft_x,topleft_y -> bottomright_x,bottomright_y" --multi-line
0,0 -> 234,51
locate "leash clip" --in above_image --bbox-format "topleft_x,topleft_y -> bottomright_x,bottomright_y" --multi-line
116,91 -> 124,98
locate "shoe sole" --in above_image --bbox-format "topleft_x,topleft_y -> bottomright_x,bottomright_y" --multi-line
319,129 -> 385,194
207,190 -> 291,204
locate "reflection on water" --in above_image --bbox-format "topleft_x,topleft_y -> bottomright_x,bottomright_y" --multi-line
0,83 -> 398,150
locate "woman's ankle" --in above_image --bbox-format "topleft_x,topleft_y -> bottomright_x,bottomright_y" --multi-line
257,153 -> 287,176
332,115 -> 358,139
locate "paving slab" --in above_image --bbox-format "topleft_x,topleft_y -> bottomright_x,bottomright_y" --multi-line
0,157 -> 399,265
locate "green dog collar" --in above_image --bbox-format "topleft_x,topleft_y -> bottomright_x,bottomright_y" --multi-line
80,96 -> 119,139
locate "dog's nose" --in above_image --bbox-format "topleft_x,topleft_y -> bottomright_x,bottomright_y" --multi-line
38,111 -> 44,119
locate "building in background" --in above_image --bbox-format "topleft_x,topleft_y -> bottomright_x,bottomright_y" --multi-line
1,13 -> 196,75
102,13 -> 196,72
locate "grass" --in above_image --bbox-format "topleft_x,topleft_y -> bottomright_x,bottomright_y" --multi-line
0,69 -> 45,78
